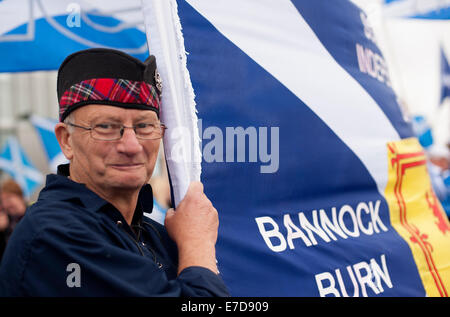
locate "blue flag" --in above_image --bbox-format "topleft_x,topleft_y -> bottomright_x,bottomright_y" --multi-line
30,115 -> 68,172
142,0 -> 450,296
0,137 -> 44,198
384,0 -> 450,19
0,0 -> 148,72
441,47 -> 450,103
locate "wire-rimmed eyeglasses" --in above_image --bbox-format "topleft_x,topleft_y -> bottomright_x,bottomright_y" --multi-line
66,122 -> 167,141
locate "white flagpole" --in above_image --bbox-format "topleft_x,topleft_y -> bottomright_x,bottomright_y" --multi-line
141,0 -> 202,207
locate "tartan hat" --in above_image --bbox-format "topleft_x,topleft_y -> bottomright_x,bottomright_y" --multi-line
57,48 -> 162,122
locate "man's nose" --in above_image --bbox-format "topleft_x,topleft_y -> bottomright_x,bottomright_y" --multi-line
116,127 -> 143,155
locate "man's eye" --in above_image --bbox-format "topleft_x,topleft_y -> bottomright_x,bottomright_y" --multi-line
95,124 -> 116,130
136,123 -> 153,129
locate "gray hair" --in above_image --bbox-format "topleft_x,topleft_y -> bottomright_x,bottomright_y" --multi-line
63,112 -> 75,133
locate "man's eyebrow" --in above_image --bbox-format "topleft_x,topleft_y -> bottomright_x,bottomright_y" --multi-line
89,114 -> 157,123
89,115 -> 121,122
134,114 -> 158,122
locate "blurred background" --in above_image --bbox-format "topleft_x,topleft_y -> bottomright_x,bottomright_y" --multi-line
353,0 -> 450,149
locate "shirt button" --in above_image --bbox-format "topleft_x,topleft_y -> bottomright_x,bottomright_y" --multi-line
141,242 -> 146,247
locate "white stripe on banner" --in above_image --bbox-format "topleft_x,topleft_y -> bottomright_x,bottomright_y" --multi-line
185,0 -> 400,195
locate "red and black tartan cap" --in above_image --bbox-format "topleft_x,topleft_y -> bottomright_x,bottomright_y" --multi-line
57,48 -> 162,122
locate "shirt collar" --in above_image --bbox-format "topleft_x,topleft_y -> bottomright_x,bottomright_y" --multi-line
40,164 -> 154,223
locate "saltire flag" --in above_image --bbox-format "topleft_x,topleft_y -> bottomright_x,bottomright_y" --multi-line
383,0 -> 450,19
143,0 -> 450,296
0,0 -> 149,72
29,115 -> 68,173
441,47 -> 450,104
411,115 -> 434,148
0,136 -> 44,198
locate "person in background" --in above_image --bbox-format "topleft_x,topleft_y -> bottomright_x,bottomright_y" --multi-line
0,179 -> 27,241
0,179 -> 27,262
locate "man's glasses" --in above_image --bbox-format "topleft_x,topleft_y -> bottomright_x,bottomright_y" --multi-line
66,122 -> 167,141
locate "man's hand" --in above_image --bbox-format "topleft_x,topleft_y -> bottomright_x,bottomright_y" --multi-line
164,181 -> 219,275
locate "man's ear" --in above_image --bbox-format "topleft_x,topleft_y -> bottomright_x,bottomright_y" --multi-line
55,123 -> 73,160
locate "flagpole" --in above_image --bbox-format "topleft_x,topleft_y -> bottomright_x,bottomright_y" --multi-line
141,0 -> 202,207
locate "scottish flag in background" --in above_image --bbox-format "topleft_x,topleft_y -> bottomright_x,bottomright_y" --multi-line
0,0 -> 149,72
0,136 -> 43,198
30,115 -> 67,172
383,0 -> 450,19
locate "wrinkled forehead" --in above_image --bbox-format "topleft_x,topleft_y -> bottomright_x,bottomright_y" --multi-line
71,104 -> 159,123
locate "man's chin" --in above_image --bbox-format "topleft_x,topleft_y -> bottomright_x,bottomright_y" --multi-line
116,175 -> 147,186
102,167 -> 149,189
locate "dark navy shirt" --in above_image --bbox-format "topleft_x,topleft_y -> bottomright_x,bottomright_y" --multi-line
0,164 -> 229,297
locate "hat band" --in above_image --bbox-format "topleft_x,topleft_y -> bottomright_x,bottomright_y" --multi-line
59,78 -> 160,122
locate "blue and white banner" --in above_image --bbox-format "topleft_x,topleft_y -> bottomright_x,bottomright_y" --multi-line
0,0 -> 148,72
383,0 -> 450,19
143,0 -> 450,296
0,136 -> 44,198
30,115 -> 68,172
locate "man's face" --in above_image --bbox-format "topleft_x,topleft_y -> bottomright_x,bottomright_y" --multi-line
66,105 -> 161,195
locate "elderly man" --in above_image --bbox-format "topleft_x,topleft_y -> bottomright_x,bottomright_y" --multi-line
0,48 -> 228,296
